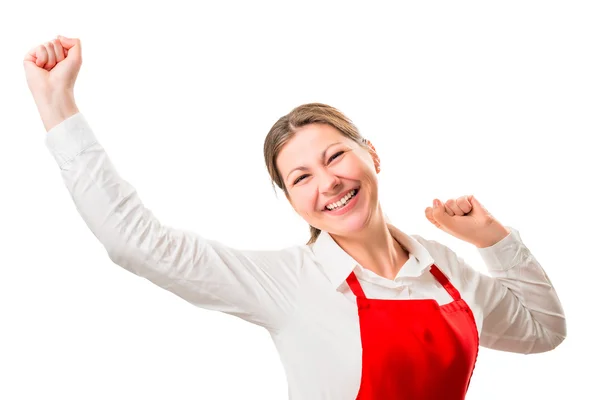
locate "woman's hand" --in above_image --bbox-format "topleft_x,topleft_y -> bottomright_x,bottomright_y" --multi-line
23,35 -> 82,131
425,195 -> 510,248
24,35 -> 82,99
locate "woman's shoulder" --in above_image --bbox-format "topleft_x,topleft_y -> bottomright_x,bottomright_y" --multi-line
410,234 -> 455,256
407,233 -> 467,279
238,242 -> 314,273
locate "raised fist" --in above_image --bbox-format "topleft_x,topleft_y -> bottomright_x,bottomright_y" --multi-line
23,35 -> 82,105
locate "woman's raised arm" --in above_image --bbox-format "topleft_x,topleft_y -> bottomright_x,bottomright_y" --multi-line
25,36 -> 301,333
417,231 -> 567,354
43,112 -> 301,331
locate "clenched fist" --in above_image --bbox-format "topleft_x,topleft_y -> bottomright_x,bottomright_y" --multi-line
23,35 -> 82,131
424,195 -> 510,248
24,35 -> 82,101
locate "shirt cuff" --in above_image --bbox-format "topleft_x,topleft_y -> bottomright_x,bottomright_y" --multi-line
477,226 -> 523,271
45,112 -> 98,168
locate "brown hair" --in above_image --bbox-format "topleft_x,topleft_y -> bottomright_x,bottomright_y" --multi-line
263,103 -> 373,245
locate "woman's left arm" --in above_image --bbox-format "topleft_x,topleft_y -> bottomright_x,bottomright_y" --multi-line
471,226 -> 567,353
425,195 -> 567,354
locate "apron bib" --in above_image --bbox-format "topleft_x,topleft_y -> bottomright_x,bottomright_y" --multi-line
346,264 -> 479,400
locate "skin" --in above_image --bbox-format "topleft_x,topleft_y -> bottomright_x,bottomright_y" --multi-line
23,35 -> 81,132
277,123 -> 410,280
276,123 -> 511,280
24,35 -> 511,281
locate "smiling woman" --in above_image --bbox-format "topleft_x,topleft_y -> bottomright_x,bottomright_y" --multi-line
265,103 -> 382,245
24,36 -> 567,400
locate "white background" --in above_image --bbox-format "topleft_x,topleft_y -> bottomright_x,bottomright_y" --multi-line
2,1 -> 599,399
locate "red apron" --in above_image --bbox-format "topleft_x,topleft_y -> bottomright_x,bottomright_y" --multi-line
346,263 -> 479,400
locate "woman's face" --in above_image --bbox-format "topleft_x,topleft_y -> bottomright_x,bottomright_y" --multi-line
276,123 -> 380,237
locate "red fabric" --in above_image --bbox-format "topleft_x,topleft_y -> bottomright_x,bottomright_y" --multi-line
346,264 -> 479,400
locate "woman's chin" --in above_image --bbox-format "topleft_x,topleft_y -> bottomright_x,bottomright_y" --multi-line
324,212 -> 369,236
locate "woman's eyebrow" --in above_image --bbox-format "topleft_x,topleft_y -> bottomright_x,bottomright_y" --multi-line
286,142 -> 343,180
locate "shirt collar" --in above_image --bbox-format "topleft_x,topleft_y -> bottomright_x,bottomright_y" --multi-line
310,222 -> 435,289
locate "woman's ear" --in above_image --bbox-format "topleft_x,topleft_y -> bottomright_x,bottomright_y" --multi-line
363,138 -> 381,173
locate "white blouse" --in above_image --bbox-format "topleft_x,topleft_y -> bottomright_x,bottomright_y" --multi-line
44,112 -> 567,400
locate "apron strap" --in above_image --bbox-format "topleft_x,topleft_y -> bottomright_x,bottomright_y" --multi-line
346,271 -> 366,298
429,264 -> 462,301
347,264 -> 462,301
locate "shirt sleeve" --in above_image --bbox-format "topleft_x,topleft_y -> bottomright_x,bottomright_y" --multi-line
474,227 -> 567,353
44,113 -> 301,332
432,227 -> 567,354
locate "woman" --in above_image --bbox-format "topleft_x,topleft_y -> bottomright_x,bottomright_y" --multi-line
24,36 -> 567,400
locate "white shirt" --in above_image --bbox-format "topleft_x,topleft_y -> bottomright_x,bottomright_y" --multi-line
45,112 -> 567,400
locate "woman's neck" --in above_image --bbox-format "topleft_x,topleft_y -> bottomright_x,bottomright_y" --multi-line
330,209 -> 410,280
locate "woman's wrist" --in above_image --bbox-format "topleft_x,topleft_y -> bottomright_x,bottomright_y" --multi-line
36,90 -> 80,132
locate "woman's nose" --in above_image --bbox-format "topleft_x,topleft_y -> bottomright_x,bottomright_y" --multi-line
319,170 -> 342,194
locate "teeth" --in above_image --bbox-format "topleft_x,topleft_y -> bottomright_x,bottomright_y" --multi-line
326,189 -> 357,210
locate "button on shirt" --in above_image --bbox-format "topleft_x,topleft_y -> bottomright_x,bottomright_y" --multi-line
45,113 -> 567,400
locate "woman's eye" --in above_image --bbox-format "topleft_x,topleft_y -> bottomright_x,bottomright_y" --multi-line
292,152 -> 344,185
294,174 -> 308,185
328,151 -> 344,163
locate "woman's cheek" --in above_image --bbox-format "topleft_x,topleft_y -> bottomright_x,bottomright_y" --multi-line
297,187 -> 318,213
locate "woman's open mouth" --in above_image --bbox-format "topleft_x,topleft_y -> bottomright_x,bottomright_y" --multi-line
323,188 -> 360,215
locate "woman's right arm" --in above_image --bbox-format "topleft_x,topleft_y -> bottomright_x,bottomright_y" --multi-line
43,110 -> 302,332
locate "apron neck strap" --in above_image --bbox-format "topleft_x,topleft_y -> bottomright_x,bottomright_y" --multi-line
429,264 -> 462,301
345,264 -> 462,302
346,271 -> 366,298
